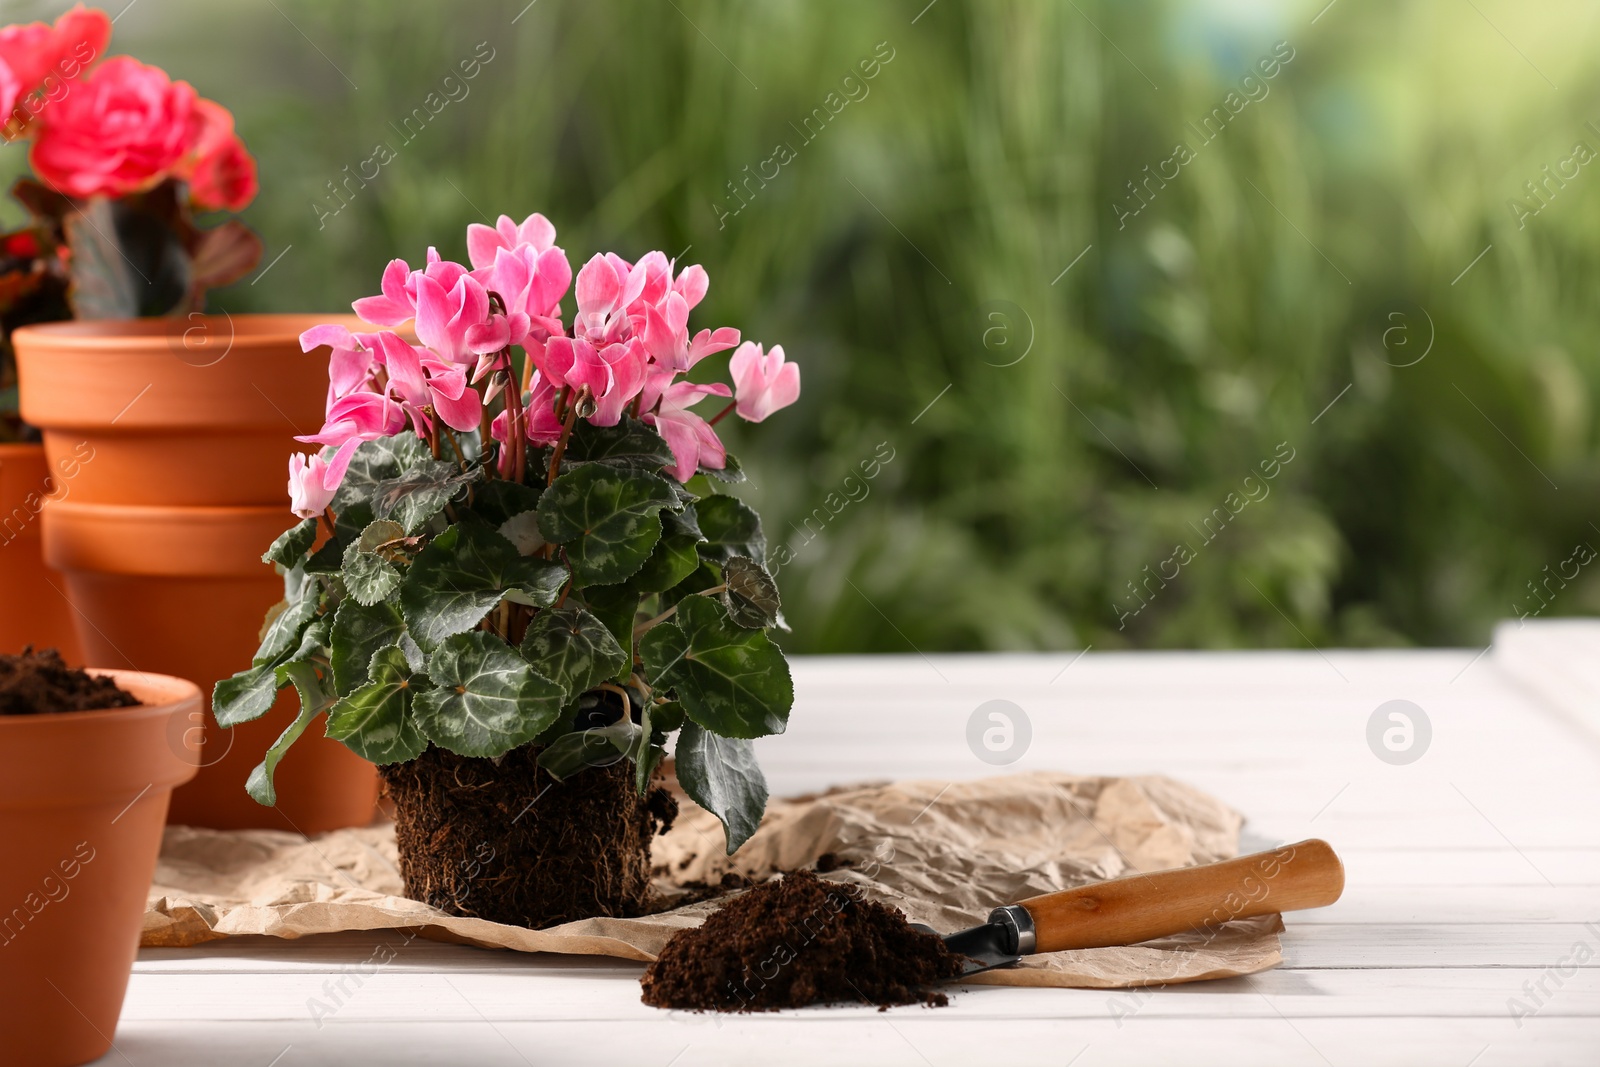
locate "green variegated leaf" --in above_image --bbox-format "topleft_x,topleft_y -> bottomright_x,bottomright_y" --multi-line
330,598 -> 409,693
675,721 -> 769,853
213,663 -> 282,728
634,701 -> 666,795
252,567 -> 318,666
263,518 -> 318,567
518,607 -> 629,702
465,479 -> 543,526
400,524 -> 566,650
632,503 -> 705,593
640,596 -> 791,738
413,632 -> 565,757
245,661 -> 330,807
535,720 -> 641,781
562,417 -> 676,471
577,584 -> 642,682
695,494 -> 766,562
332,434 -> 432,514
326,646 -> 427,764
699,451 -> 745,483
721,555 -> 782,629
538,465 -> 676,586
371,459 -> 480,533
341,526 -> 403,606
216,617 -> 329,727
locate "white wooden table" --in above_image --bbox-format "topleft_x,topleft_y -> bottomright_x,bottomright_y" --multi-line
106,640 -> 1600,1066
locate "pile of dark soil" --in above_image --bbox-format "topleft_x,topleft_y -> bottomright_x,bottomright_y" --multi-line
0,647 -> 137,716
640,868 -> 967,1011
381,743 -> 678,929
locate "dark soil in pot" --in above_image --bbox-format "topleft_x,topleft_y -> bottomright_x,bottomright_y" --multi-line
381,743 -> 678,929
0,647 -> 137,715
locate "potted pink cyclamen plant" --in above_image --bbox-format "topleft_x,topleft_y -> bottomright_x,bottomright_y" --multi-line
220,212 -> 802,927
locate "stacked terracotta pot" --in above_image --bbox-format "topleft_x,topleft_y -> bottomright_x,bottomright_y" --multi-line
0,442 -> 82,660
13,316 -> 378,833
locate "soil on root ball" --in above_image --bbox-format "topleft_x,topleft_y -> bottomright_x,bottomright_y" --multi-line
0,647 -> 138,716
381,743 -> 677,929
640,868 -> 968,1011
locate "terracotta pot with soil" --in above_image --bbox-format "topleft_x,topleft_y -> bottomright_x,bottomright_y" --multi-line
0,650 -> 200,1067
15,316 -> 381,832
223,215 -> 799,929
0,443 -> 80,660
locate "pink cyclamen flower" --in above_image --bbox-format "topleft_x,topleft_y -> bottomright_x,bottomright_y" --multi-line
466,212 -> 556,269
296,390 -> 406,450
729,342 -> 800,422
574,253 -> 647,345
351,249 -> 470,327
538,336 -> 648,427
301,323 -> 384,408
626,251 -> 710,320
646,381 -> 732,482
472,242 -> 570,349
641,291 -> 739,373
288,440 -> 358,519
30,55 -> 196,199
374,331 -> 482,435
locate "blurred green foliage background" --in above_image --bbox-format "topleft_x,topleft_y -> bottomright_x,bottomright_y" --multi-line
7,0 -> 1597,653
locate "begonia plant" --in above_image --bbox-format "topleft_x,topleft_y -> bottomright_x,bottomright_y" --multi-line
0,4 -> 260,440
219,212 -> 800,851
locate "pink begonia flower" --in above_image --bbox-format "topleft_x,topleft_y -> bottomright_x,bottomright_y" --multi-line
30,56 -> 195,199
176,98 -> 257,212
466,212 -> 556,270
646,381 -> 732,482
574,253 -> 647,345
0,60 -> 21,128
0,4 -> 109,105
288,440 -> 358,519
640,291 -> 739,372
296,391 -> 405,450
729,342 -> 801,422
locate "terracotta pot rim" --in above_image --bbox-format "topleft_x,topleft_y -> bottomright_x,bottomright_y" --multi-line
45,499 -> 295,521
0,442 -> 45,456
0,669 -> 201,727
11,313 -> 371,353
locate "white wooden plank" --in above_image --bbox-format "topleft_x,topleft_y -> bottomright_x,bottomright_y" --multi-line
115,965 -> 1600,1022
92,1016 -> 1600,1067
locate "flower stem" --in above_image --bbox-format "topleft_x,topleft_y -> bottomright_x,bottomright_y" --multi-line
546,398 -> 580,486
708,400 -> 737,426
320,507 -> 338,540
441,426 -> 468,472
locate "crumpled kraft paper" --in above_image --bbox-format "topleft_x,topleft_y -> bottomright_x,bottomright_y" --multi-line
143,772 -> 1284,989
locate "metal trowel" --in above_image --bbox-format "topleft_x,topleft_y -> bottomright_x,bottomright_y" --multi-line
913,838 -> 1345,976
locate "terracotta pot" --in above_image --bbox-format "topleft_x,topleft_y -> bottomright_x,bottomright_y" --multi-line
13,314 -> 355,507
0,443 -> 80,659
42,499 -> 379,833
0,669 -> 200,1067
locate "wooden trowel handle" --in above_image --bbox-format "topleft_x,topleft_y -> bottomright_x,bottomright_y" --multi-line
1012,838 -> 1344,953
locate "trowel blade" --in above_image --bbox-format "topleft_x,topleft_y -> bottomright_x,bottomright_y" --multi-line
910,921 -> 1022,978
